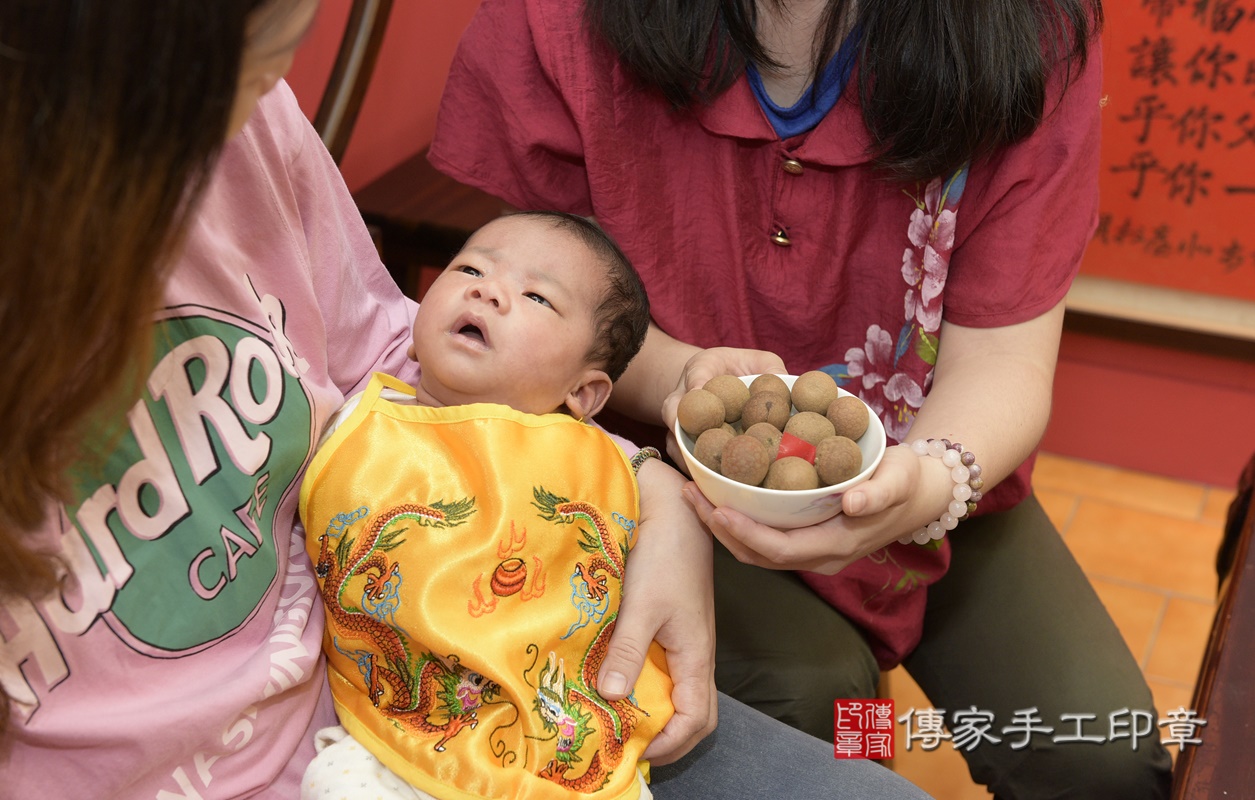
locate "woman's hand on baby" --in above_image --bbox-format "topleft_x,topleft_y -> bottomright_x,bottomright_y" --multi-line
682,444 -> 952,574
660,347 -> 786,468
597,459 -> 717,764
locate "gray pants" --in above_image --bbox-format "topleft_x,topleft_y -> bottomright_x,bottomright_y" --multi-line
652,693 -> 932,798
713,495 -> 1174,800
303,699 -> 931,800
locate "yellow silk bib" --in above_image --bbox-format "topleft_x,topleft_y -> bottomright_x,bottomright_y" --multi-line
300,373 -> 672,800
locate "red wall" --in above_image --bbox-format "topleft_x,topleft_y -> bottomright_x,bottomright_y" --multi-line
1044,321 -> 1255,488
286,0 -> 482,192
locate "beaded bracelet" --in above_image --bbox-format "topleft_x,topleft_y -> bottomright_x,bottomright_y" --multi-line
629,446 -> 662,474
897,438 -> 984,546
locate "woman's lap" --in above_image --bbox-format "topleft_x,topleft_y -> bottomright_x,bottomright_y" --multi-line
904,495 -> 1172,798
712,495 -> 1174,799
650,692 -> 931,799
713,540 -> 880,736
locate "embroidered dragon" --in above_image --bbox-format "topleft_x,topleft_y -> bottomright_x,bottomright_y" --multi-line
527,488 -> 646,791
316,500 -> 496,752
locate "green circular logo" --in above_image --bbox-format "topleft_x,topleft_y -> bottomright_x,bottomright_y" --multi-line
68,314 -> 313,652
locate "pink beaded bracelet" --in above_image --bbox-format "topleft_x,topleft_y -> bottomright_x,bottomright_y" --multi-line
897,438 -> 984,545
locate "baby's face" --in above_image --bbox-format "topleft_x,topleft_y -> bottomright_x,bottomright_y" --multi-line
409,215 -> 604,415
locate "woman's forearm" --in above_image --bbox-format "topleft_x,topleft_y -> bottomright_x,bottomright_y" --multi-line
609,322 -> 701,424
907,299 -> 1067,493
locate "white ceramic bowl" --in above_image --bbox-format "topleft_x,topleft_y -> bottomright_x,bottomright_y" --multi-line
674,374 -> 887,529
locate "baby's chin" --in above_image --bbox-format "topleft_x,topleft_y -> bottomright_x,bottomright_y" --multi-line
422,386 -> 565,417
411,379 -> 453,409
412,379 -> 499,411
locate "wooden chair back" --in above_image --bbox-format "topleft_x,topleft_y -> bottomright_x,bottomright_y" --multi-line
312,0 -> 394,164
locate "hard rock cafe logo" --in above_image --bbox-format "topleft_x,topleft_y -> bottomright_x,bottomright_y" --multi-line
62,311 -> 313,653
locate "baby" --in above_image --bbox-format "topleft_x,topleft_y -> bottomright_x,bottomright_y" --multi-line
299,211 -> 672,800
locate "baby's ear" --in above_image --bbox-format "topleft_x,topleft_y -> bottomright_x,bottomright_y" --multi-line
565,369 -> 613,422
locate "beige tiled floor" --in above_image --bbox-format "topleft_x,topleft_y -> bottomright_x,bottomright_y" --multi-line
884,451 -> 1234,798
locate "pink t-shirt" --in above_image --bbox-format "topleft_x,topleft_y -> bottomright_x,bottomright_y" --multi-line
429,0 -> 1102,665
1,82 -> 418,798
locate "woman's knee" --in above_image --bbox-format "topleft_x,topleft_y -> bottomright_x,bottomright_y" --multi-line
977,736 -> 1173,800
715,639 -> 880,740
712,543 -> 881,739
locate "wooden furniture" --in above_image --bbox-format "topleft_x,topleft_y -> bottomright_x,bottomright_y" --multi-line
313,0 -> 393,165
353,148 -> 511,299
1170,466 -> 1255,797
310,0 -> 507,296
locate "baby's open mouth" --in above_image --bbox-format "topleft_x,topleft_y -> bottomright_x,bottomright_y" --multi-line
457,323 -> 485,343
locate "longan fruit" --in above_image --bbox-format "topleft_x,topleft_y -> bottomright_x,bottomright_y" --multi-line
743,421 -> 782,460
815,435 -> 863,485
826,395 -> 870,440
791,370 -> 839,414
748,373 -> 791,405
741,392 -> 790,430
704,375 -> 751,423
764,457 -> 820,491
783,411 -> 836,446
693,427 -> 735,473
720,435 -> 771,486
677,388 -> 726,437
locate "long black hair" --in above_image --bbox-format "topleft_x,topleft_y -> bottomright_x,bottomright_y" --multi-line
0,0 -> 291,733
585,0 -> 1103,182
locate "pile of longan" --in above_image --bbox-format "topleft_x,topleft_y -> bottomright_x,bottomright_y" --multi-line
677,371 -> 870,491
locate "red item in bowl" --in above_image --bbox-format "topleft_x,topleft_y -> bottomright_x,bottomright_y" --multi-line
776,432 -> 817,465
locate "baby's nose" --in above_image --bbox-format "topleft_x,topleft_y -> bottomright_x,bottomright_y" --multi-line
469,281 -> 506,309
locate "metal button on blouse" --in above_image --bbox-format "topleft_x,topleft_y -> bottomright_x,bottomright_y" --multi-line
771,229 -> 792,246
782,158 -> 804,175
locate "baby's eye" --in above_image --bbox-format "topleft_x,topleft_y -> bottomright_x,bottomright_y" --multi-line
525,293 -> 552,308
456,265 -> 482,277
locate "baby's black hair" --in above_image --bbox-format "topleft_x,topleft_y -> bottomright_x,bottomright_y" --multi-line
508,211 -> 650,383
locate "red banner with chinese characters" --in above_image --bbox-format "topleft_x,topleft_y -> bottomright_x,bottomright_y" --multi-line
1083,0 -> 1255,300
